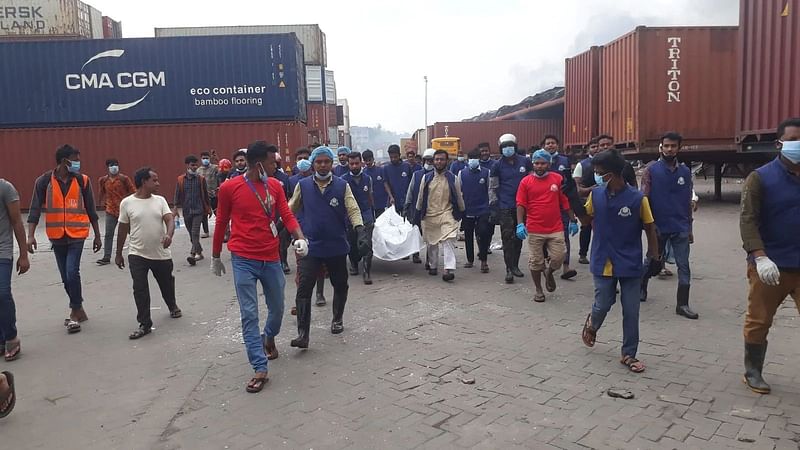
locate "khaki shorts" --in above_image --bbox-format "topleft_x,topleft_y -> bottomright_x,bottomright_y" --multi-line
527,232 -> 566,271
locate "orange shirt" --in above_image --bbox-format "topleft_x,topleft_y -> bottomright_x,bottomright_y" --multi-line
98,174 -> 135,217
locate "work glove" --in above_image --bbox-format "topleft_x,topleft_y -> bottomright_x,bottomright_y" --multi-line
515,223 -> 528,241
644,256 -> 664,278
356,226 -> 371,256
293,239 -> 309,257
568,221 -> 579,236
210,257 -> 226,276
755,256 -> 780,286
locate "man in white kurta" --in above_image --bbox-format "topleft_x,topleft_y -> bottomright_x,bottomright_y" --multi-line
416,150 -> 466,281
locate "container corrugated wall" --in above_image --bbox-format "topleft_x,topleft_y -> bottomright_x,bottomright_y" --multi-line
564,46 -> 601,149
737,0 -> 800,141
600,26 -> 738,149
0,121 -> 309,209
306,103 -> 330,145
431,120 -> 563,155
0,0 -> 86,38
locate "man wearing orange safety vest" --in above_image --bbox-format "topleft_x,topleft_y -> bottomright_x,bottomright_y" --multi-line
27,145 -> 102,334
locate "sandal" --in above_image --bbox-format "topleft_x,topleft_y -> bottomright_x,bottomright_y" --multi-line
561,269 -> 578,280
4,339 -> 20,362
129,326 -> 152,340
170,308 -> 182,319
246,374 -> 268,393
581,314 -> 596,347
64,319 -> 81,334
620,355 -> 645,373
533,292 -> 546,303
0,371 -> 16,418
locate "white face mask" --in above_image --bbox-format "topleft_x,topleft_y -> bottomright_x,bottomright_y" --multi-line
424,163 -> 433,171
315,171 -> 332,180
108,165 -> 119,175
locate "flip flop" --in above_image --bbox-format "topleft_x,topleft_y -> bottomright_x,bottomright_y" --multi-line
581,314 -> 596,347
607,388 -> 635,399
533,293 -> 546,302
4,339 -> 20,362
246,375 -> 268,393
0,371 -> 16,418
170,309 -> 183,319
544,268 -> 557,292
560,269 -> 578,280
65,319 -> 81,334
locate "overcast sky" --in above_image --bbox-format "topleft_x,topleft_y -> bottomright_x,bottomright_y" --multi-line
89,0 -> 738,134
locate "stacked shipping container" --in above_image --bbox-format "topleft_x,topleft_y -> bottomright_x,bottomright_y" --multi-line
431,120 -> 563,155
0,0 -> 106,40
563,46 -> 601,149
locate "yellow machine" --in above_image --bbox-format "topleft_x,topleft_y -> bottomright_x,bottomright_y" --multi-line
431,137 -> 461,157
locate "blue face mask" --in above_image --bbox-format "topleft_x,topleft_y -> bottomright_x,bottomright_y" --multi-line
501,147 -> 515,158
201,158 -> 210,166
594,173 -> 608,187
68,160 -> 81,174
297,159 -> 312,172
258,163 -> 268,183
780,140 -> 800,164
467,159 -> 480,170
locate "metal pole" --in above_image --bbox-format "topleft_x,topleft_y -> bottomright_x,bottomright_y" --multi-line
424,75 -> 428,129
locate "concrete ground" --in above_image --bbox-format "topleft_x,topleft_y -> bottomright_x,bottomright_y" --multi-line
2,181 -> 799,449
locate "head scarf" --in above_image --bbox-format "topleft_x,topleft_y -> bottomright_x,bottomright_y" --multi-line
310,146 -> 335,164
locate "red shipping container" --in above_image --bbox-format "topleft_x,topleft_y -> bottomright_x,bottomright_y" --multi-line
306,102 -> 329,145
564,47 -> 602,149
0,121 -> 309,209
737,0 -> 800,142
431,120 -> 563,155
600,26 -> 738,150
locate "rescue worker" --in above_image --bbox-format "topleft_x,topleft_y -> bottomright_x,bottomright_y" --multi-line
405,149 -> 435,267
639,132 -> 698,320
342,151 -> 375,284
333,146 -> 351,177
27,145 -> 102,334
96,158 -> 135,265
197,151 -> 219,238
477,142 -> 496,253
449,149 -> 467,175
542,135 -> 580,280
515,150 -> 578,302
580,150 -> 661,374
739,118 -> 800,395
458,149 -> 492,273
384,145 -> 413,216
363,150 -> 391,217
289,146 -> 369,347
415,150 -> 465,281
489,133 -> 533,283
573,137 -> 600,264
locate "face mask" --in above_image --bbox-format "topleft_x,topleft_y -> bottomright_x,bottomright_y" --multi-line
351,168 -> 362,176
458,156 -> 465,162
201,158 -> 210,166
661,153 -> 677,162
780,140 -> 800,163
594,173 -> 609,187
315,171 -> 332,180
424,163 -> 433,171
108,165 -> 119,175
236,166 -> 246,173
297,159 -> 312,172
502,147 -> 515,158
188,169 -> 197,176
67,160 -> 81,174
468,159 -> 480,170
257,163 -> 268,183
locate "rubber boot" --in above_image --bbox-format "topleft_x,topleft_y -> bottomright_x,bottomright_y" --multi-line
349,259 -> 360,276
511,240 -> 524,277
640,277 -> 649,302
743,342 -> 770,394
675,284 -> 698,319
315,277 -> 327,306
290,300 -> 310,348
362,256 -> 373,285
331,288 -> 347,334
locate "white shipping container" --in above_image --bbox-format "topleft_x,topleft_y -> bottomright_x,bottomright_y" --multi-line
306,66 -> 324,102
155,24 -> 327,66
325,69 -> 336,105
0,0 -> 97,38
88,5 -> 103,39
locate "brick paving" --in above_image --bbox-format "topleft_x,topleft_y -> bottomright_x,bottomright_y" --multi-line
2,194 -> 800,449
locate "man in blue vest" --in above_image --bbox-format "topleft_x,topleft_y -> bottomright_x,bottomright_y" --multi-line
416,150 -> 465,281
489,133 -> 533,283
478,142 -> 497,253
333,146 -> 351,177
384,145 -> 412,215
542,135 -> 580,280
573,138 -> 599,264
405,149 -> 435,267
449,149 -> 467,175
580,150 -> 661,374
288,146 -> 370,348
639,132 -> 698,319
342,151 -> 376,285
363,150 -> 391,217
458,149 -> 492,273
738,118 -> 800,394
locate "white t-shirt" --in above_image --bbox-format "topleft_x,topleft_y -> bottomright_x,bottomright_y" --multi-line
572,162 -> 584,179
118,194 -> 172,260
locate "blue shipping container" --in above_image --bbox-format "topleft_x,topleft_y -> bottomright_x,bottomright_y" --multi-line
0,34 -> 307,127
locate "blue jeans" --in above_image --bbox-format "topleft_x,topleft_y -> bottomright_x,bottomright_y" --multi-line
0,258 -> 17,342
53,241 -> 84,309
658,232 -> 690,286
231,254 -> 285,373
591,275 -> 641,358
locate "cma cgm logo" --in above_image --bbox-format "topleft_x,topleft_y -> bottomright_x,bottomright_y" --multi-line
64,50 -> 166,112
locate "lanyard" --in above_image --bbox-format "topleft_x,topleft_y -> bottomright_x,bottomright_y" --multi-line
244,177 -> 273,220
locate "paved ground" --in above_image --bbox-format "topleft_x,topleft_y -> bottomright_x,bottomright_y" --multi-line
2,181 -> 800,449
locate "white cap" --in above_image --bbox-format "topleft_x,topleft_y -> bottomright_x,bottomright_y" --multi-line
422,148 -> 436,159
239,148 -> 248,153
498,133 -> 517,146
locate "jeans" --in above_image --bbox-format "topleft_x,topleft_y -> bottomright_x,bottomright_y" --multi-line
231,254 -> 286,373
53,241 -> 84,309
183,213 -> 203,255
462,215 -> 491,263
128,255 -> 177,329
658,233 -> 690,285
103,214 -> 119,260
499,208 -> 522,270
579,223 -> 592,258
0,258 -> 17,342
591,276 -> 641,358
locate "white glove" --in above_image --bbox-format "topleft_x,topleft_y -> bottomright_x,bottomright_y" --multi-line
293,239 -> 309,257
210,257 -> 226,276
755,256 -> 780,286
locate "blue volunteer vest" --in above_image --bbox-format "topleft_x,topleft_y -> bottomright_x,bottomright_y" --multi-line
384,162 -> 412,204
494,154 -> 530,209
590,185 -> 645,277
364,165 -> 388,209
480,159 -> 495,170
648,160 -> 692,234
579,157 -> 595,190
418,171 -> 463,221
298,176 -> 350,257
342,171 -> 374,225
333,164 -> 350,177
754,158 -> 800,269
459,167 -> 490,217
449,160 -> 467,175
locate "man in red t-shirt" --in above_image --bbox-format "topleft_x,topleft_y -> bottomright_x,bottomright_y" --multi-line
516,150 -> 577,302
210,141 -> 307,394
